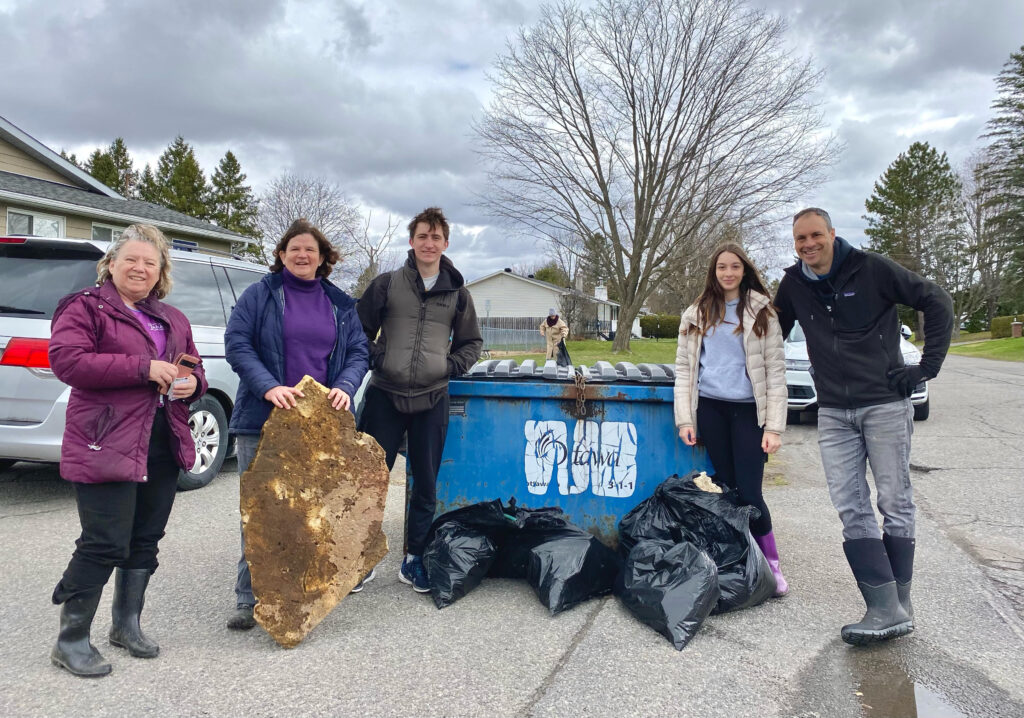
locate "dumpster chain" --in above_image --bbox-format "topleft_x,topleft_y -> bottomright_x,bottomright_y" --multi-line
574,370 -> 587,417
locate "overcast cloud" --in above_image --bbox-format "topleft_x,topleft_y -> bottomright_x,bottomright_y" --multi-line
1,0 -> 1021,281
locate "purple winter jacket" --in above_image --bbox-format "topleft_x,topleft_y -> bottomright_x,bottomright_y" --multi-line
48,280 -> 208,483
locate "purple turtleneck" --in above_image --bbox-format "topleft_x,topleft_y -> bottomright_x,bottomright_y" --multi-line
281,268 -> 336,386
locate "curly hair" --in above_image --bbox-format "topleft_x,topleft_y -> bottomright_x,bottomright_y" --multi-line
95,224 -> 173,299
269,219 -> 340,279
407,207 -> 450,241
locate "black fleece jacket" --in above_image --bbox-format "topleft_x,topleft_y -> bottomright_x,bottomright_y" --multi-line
774,238 -> 953,410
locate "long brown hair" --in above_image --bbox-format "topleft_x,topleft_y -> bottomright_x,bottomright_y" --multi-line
687,243 -> 774,338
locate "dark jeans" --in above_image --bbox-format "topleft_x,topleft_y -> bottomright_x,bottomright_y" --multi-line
696,396 -> 772,536
52,410 -> 180,604
358,385 -> 449,555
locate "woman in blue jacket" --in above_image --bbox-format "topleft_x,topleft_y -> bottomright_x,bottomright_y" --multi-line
223,218 -> 369,630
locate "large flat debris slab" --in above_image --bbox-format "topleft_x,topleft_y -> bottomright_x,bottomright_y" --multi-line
241,375 -> 389,648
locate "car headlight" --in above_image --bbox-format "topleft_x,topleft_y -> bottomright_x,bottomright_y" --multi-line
786,359 -> 811,370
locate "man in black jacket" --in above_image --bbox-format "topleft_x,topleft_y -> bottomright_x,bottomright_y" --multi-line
774,207 -> 952,645
356,207 -> 482,593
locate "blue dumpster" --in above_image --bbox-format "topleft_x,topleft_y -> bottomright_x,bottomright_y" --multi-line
419,359 -> 712,548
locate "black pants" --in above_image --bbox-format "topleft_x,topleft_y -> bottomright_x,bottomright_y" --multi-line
696,396 -> 772,536
358,385 -> 449,556
52,410 -> 180,604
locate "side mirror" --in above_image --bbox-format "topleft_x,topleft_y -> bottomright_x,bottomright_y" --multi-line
900,324 -> 912,340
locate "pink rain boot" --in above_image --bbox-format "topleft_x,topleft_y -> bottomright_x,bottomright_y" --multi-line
754,531 -> 789,597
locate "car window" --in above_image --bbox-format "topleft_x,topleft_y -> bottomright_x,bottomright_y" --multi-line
224,267 -> 266,303
0,243 -> 100,319
165,260 -> 227,327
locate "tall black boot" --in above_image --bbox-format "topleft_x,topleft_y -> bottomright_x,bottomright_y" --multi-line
883,533 -> 915,627
51,590 -> 112,677
108,568 -> 159,658
840,538 -> 913,646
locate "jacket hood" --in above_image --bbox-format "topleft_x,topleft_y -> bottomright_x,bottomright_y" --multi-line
403,249 -> 466,290
52,280 -> 169,326
262,271 -> 356,310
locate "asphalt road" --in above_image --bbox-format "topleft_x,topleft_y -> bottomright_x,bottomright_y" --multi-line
1,355 -> 1022,717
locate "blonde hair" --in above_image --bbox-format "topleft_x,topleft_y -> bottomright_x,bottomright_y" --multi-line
96,224 -> 174,299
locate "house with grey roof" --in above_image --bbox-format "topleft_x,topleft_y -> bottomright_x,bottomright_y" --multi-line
0,115 -> 250,253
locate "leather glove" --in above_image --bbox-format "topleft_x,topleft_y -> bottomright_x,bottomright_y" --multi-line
886,365 -> 926,397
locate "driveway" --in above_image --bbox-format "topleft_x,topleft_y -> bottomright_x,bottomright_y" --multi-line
0,355 -> 1022,717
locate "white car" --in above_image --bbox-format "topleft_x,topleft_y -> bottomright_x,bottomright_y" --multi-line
784,322 -> 930,422
0,235 -> 268,488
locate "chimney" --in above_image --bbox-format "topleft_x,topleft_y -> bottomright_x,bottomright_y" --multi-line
594,285 -> 608,301
504,268 -> 512,272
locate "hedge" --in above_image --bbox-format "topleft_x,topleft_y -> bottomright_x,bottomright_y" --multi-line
640,314 -> 681,339
990,315 -> 1022,339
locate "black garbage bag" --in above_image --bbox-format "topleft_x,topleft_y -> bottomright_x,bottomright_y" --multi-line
617,473 -> 775,614
528,534 -> 622,614
423,523 -> 498,609
423,498 -> 620,612
556,339 -> 572,367
616,540 -> 719,650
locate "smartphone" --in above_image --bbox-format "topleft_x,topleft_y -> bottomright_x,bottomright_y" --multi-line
167,352 -> 200,395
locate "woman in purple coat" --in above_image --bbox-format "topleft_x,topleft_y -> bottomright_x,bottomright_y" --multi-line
47,224 -> 207,677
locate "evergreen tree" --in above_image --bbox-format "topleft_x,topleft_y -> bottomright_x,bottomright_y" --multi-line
153,136 -> 210,220
863,141 -> 964,337
84,148 -> 119,189
210,151 -> 260,238
982,45 -> 1024,313
59,149 -> 80,168
138,164 -> 161,204
107,138 -> 139,197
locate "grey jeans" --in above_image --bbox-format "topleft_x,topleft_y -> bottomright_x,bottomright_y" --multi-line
817,398 -> 915,541
233,434 -> 259,607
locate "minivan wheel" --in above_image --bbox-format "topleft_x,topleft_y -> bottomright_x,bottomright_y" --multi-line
177,396 -> 229,491
913,398 -> 930,421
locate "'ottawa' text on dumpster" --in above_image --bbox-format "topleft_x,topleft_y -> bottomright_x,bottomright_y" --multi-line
523,420 -> 638,498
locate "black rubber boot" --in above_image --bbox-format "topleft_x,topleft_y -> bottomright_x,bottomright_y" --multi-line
226,604 -> 257,631
51,590 -> 112,677
108,568 -> 159,658
883,533 -> 915,625
840,538 -> 913,646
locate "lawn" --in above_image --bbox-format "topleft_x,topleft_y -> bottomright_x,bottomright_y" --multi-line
914,330 -> 990,346
947,337 -> 1024,362
490,338 -> 678,365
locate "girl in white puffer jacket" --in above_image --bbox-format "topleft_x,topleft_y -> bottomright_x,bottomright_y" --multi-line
673,243 -> 789,596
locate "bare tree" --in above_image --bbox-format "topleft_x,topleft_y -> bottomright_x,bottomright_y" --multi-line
960,152 -> 1012,326
352,213 -> 402,296
255,174 -> 363,276
476,0 -> 835,351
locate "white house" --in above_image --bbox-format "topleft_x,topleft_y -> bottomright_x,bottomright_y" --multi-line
466,268 -> 640,341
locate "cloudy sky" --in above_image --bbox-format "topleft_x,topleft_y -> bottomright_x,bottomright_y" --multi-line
1,0 -> 1021,281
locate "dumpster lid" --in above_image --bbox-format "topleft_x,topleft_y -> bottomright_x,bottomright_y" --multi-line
465,359 -> 675,384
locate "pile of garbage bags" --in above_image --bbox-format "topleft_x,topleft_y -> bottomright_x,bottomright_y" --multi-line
422,474 -> 775,650
616,473 -> 776,649
422,498 -> 622,614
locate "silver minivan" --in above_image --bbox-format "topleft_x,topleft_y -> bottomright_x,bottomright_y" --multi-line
0,235 -> 267,489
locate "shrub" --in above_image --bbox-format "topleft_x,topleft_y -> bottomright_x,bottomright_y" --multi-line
640,313 -> 681,339
990,315 -> 1021,339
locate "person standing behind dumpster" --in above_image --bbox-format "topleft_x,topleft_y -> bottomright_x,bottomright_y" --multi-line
223,219 -> 369,631
540,308 -> 569,360
673,243 -> 789,597
775,207 -> 952,645
356,207 -> 483,593
48,224 -> 207,677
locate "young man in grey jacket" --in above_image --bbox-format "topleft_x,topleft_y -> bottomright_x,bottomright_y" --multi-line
356,207 -> 482,592
774,207 -> 952,645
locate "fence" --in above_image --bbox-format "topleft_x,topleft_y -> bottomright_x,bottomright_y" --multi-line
477,316 -> 614,352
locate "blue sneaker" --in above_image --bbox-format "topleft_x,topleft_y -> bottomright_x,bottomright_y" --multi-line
399,556 -> 430,593
349,567 -> 376,594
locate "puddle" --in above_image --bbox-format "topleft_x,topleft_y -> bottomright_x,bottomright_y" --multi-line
855,653 -> 966,717
784,640 -> 1023,718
